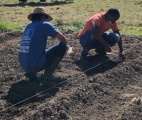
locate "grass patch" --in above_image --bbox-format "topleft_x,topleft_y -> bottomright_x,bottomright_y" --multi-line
0,0 -> 142,36
54,18 -> 83,33
63,25 -> 78,34
0,20 -> 21,32
62,19 -> 83,34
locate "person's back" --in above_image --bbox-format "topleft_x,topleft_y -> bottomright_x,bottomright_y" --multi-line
19,22 -> 45,73
18,7 -> 68,82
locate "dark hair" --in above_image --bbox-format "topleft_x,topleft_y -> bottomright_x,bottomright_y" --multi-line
32,14 -> 48,21
106,8 -> 120,18
32,14 -> 43,21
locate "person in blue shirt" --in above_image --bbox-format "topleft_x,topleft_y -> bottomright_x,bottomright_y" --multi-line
18,7 -> 68,82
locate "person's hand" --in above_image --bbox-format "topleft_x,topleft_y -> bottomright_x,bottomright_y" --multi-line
66,45 -> 69,51
66,45 -> 73,55
119,52 -> 125,61
105,45 -> 111,52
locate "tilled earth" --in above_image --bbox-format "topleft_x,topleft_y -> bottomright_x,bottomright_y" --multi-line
0,32 -> 142,120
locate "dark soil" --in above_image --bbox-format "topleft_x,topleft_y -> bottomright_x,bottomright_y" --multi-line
0,31 -> 142,120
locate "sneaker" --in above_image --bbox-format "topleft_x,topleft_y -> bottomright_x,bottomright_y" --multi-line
80,56 -> 88,63
80,55 -> 87,60
24,73 -> 39,82
95,48 -> 106,55
41,75 -> 65,86
46,75 -> 61,81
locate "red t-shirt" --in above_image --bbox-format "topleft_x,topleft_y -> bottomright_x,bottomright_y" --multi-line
77,12 -> 118,38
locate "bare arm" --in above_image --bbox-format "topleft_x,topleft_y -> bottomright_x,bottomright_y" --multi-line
92,24 -> 111,52
113,30 -> 123,53
56,32 -> 67,44
113,29 -> 125,61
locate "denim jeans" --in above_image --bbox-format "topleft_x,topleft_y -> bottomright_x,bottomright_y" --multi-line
80,29 -> 120,56
45,42 -> 66,68
25,42 -> 66,78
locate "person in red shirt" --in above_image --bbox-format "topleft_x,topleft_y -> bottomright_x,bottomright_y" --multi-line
77,8 -> 124,61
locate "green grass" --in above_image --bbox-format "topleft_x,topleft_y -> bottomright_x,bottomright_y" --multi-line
0,20 -> 20,32
64,19 -> 83,34
0,0 -> 142,36
56,18 -> 83,34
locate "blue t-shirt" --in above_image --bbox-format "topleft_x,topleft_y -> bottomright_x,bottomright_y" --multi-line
18,21 -> 59,73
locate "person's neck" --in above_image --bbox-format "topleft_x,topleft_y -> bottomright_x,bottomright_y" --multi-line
32,20 -> 41,22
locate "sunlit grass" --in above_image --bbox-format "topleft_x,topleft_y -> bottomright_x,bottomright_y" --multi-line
0,20 -> 20,32
0,0 -> 142,36
120,26 -> 142,36
54,18 -> 83,34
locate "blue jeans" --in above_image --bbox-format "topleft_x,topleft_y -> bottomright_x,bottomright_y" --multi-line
25,42 -> 66,78
44,42 -> 66,68
80,29 -> 120,56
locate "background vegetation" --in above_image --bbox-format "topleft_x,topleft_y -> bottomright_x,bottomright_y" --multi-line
0,0 -> 142,35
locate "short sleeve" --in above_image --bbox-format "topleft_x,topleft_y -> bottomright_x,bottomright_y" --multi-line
44,22 -> 59,37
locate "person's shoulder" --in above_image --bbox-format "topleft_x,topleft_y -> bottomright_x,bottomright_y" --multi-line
96,12 -> 106,16
32,21 -> 51,25
24,22 -> 33,29
91,12 -> 105,18
42,21 -> 54,26
91,12 -> 105,20
43,21 -> 51,24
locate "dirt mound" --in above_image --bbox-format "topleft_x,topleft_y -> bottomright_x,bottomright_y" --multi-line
0,31 -> 22,43
0,32 -> 142,120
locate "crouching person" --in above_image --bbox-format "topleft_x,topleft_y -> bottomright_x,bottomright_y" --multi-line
18,7 -> 68,82
77,8 -> 125,61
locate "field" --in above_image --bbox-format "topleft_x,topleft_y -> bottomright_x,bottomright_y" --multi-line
0,0 -> 142,120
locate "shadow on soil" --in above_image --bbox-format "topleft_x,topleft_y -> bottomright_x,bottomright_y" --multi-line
4,79 -> 64,105
0,1 -> 73,7
75,54 -> 121,76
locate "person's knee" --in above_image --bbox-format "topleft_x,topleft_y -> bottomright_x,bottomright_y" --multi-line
109,33 -> 120,46
59,42 -> 66,51
115,33 -> 120,43
58,42 -> 67,57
